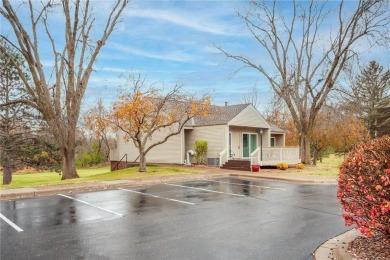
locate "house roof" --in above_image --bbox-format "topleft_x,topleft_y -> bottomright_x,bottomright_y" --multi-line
186,104 -> 250,126
186,103 -> 284,133
269,123 -> 286,133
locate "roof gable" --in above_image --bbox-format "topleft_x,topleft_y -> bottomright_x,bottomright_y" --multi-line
228,104 -> 271,128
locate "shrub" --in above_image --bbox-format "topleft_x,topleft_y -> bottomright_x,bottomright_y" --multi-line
276,162 -> 288,170
194,140 -> 208,164
295,163 -> 305,169
337,135 -> 390,238
75,143 -> 105,168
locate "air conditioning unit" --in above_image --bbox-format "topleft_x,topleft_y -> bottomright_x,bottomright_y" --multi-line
207,158 -> 219,167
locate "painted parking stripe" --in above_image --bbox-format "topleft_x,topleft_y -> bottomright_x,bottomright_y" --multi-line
118,188 -> 195,205
204,179 -> 286,191
0,213 -> 23,232
58,194 -> 123,217
164,183 -> 246,197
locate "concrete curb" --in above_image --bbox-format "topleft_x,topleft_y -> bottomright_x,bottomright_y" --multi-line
314,229 -> 361,260
229,173 -> 337,185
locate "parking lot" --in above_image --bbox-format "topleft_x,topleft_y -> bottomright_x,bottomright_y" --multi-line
0,177 -> 349,259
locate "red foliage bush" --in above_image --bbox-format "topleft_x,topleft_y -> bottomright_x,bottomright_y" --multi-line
337,135 -> 390,238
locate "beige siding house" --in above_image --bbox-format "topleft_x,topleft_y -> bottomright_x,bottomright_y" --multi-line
110,103 -> 300,171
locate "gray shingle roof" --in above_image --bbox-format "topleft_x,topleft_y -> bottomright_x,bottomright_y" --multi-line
269,123 -> 285,133
186,104 -> 250,126
185,103 -> 285,133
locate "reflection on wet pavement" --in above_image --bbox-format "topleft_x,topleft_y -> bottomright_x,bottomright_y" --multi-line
1,177 -> 348,260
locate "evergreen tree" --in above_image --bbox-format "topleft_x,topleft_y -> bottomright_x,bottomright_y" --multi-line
349,61 -> 390,137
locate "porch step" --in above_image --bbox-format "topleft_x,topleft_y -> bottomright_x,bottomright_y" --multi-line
221,160 -> 251,171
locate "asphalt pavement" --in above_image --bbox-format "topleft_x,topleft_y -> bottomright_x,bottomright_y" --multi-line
0,177 -> 350,260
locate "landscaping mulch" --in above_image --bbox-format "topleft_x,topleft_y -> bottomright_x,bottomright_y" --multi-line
348,235 -> 390,260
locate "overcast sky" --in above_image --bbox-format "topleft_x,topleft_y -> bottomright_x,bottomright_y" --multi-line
2,0 -> 389,113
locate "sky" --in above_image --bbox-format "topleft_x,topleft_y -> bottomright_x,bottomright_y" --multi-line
2,0 -> 389,113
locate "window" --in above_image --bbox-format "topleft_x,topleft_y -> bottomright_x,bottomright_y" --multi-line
271,137 -> 276,147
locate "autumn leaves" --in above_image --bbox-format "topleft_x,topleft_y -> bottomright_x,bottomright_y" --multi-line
85,75 -> 211,172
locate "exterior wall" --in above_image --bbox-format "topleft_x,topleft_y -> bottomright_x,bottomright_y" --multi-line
262,128 -> 271,147
229,105 -> 270,128
271,133 -> 285,147
229,126 -> 271,158
110,127 -> 183,165
185,125 -> 227,163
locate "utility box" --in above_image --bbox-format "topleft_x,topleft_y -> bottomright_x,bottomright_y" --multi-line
207,158 -> 220,167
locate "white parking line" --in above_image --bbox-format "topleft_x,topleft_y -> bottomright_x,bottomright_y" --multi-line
118,188 -> 195,205
204,179 -> 286,190
58,194 -> 123,217
0,213 -> 23,232
164,183 -> 246,197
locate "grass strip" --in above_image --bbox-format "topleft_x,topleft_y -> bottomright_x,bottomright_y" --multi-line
1,166 -> 200,189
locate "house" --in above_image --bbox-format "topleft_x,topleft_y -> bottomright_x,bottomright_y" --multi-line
110,103 -> 300,171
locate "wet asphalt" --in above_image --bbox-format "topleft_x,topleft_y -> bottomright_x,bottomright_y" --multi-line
0,177 -> 349,260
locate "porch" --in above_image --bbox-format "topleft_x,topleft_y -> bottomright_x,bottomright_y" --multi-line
219,146 -> 300,170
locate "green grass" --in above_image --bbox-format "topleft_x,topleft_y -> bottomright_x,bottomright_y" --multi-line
1,166 -> 200,189
1,154 -> 345,189
289,154 -> 344,177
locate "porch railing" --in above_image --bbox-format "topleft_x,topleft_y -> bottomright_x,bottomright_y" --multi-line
262,147 -> 300,165
250,147 -> 260,169
219,148 -> 228,167
220,146 -> 300,167
112,153 -> 127,171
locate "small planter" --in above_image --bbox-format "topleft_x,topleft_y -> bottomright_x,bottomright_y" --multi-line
252,165 -> 260,172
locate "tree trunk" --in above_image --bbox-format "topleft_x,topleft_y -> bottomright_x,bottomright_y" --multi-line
61,147 -> 79,180
312,149 -> 318,166
2,157 -> 12,185
300,133 -> 311,164
138,151 -> 147,172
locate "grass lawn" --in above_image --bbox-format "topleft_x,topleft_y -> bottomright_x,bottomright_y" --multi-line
0,165 -> 201,189
289,154 -> 344,177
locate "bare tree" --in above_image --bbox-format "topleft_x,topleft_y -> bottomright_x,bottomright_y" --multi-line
0,0 -> 129,179
217,0 -> 389,163
241,84 -> 261,109
111,75 -> 210,172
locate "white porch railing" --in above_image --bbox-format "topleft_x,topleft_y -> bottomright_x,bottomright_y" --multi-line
220,146 -> 300,167
250,147 -> 260,168
261,147 -> 300,165
219,148 -> 228,167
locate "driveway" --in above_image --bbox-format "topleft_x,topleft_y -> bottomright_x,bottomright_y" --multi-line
0,177 -> 349,260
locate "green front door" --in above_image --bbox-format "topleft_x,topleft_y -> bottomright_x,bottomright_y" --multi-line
242,133 -> 258,158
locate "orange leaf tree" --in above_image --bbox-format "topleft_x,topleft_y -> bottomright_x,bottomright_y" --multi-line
311,106 -> 370,164
84,99 -> 112,160
264,96 -> 298,147
331,113 -> 371,157
311,108 -> 334,165
111,76 -> 210,172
